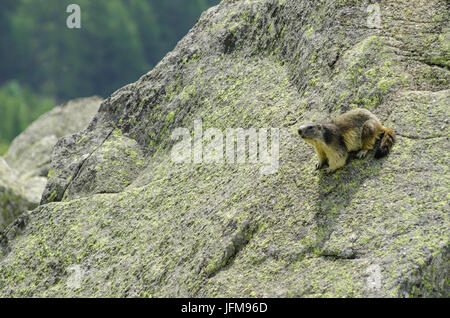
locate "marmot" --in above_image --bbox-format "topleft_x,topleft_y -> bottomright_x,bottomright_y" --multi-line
297,108 -> 395,173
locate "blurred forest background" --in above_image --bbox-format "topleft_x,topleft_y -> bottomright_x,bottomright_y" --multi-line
0,0 -> 219,154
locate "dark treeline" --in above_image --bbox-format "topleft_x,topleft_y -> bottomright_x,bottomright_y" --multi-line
0,0 -> 219,151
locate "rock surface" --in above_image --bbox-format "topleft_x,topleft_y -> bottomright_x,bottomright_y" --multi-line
0,0 -> 449,297
0,158 -> 34,230
0,97 -> 102,229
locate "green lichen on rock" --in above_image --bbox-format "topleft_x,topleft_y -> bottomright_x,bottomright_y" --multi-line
0,0 -> 448,297
0,97 -> 102,230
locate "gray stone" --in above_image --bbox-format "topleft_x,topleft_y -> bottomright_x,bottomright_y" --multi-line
0,0 -> 448,297
0,97 -> 102,229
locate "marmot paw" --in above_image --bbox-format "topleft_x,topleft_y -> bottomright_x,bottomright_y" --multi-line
315,162 -> 325,170
324,167 -> 336,174
357,150 -> 368,159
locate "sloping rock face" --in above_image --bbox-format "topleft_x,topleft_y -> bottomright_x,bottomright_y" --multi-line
0,158 -> 35,230
0,0 -> 448,297
0,97 -> 102,229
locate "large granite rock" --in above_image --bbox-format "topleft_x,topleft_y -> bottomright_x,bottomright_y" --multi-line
0,158 -> 34,230
0,0 -> 448,297
0,97 -> 102,229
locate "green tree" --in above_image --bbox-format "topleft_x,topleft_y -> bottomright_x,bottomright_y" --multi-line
0,0 -> 20,85
0,0 -> 221,148
0,0 -> 219,148
2,0 -> 220,100
0,81 -> 54,146
8,0 -> 150,99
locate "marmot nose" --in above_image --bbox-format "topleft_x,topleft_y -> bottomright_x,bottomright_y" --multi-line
297,128 -> 303,136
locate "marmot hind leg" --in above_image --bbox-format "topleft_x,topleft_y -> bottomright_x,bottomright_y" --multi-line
358,119 -> 383,158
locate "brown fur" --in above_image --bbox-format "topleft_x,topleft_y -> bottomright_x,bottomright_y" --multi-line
297,108 -> 396,172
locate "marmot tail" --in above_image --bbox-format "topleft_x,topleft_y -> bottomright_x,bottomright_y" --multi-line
375,126 -> 396,159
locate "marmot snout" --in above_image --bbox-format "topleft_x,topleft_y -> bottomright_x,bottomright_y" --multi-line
297,124 -> 323,139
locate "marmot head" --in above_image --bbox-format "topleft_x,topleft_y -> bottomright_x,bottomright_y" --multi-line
297,124 -> 323,141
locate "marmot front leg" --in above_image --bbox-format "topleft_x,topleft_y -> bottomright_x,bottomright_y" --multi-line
315,148 -> 328,170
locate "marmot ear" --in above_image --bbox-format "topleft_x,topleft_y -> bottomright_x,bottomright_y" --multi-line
318,125 -> 323,130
